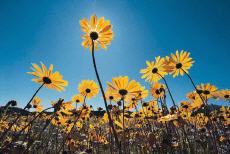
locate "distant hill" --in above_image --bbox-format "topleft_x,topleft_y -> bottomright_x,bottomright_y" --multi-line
0,106 -> 106,117
0,104 -> 224,117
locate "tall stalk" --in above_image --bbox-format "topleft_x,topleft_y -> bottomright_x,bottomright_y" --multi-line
91,40 -> 121,154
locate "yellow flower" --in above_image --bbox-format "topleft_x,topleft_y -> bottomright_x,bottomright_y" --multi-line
27,62 -> 68,92
158,114 -> 178,123
219,135 -> 226,142
196,83 -> 218,99
140,56 -> 167,83
125,99 -> 138,110
151,82 -> 165,99
105,90 -> 118,102
213,89 -> 230,101
78,80 -> 99,99
80,14 -> 113,50
76,121 -> 83,131
72,94 -> 84,104
186,91 -> 204,109
194,113 -> 208,128
32,96 -> 44,112
179,101 -> 192,112
136,86 -> 149,100
164,50 -> 194,77
58,101 -> 75,115
107,76 -> 141,101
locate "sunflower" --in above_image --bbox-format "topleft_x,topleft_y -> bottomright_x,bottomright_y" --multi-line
196,83 -> 218,99
151,82 -> 165,99
27,62 -> 68,92
106,76 -> 141,101
186,91 -> 204,109
164,50 -> 194,77
80,14 -> 113,50
213,89 -> 230,101
140,56 -> 167,83
72,94 -> 84,104
31,96 -> 44,112
78,80 -> 99,99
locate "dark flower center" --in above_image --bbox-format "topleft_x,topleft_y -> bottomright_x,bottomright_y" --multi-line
224,95 -> 229,98
152,68 -> 158,74
196,89 -> 203,94
203,90 -> 210,95
43,77 -> 52,84
90,31 -> 98,40
76,100 -> 80,103
109,96 -> 114,100
108,104 -> 113,110
85,88 -> 91,93
182,105 -> 188,109
176,63 -> 182,69
155,89 -> 161,95
117,101 -> 122,106
119,89 -> 128,96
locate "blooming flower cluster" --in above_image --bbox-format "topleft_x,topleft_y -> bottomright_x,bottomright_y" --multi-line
0,14 -> 229,154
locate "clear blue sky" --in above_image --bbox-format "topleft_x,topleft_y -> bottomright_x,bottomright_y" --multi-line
0,0 -> 229,109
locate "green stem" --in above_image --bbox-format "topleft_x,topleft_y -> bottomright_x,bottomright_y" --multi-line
91,39 -> 121,154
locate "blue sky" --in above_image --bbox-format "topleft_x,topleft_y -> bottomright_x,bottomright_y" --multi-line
0,0 -> 229,109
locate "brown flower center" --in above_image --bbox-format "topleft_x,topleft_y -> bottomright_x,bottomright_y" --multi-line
90,31 -> 98,40
176,63 -> 182,69
85,88 -> 91,93
196,89 -> 203,94
43,77 -> 52,84
203,90 -> 210,95
155,89 -> 161,95
109,96 -> 114,100
152,68 -> 158,74
224,95 -> 229,98
119,89 -> 128,96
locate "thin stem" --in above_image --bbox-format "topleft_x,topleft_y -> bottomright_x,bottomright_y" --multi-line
157,73 -> 176,107
182,69 -> 219,153
0,83 -> 45,141
181,69 -> 206,104
91,39 -> 121,154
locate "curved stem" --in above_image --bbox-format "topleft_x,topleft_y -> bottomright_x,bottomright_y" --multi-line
91,40 -> 121,153
157,73 -> 176,107
181,69 -> 206,105
0,83 -> 45,141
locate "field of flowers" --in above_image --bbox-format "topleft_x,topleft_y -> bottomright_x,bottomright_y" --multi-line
0,14 -> 229,154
